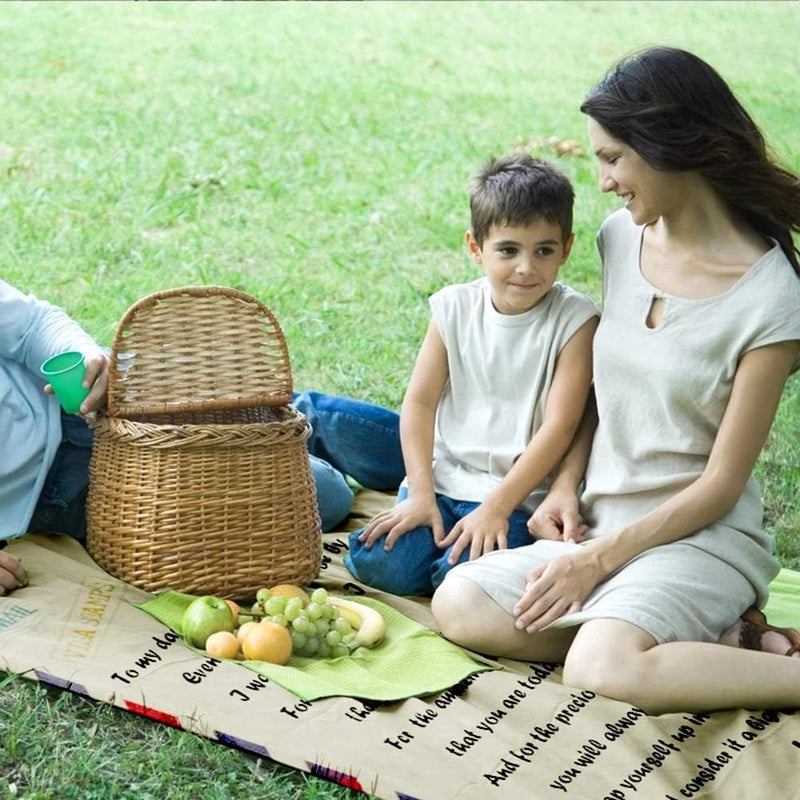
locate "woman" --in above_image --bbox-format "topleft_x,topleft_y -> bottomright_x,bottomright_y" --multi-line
431,46 -> 800,713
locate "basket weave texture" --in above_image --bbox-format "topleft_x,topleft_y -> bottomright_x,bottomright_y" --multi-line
86,286 -> 321,599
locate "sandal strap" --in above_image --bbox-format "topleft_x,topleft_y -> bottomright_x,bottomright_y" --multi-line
738,609 -> 800,658
739,619 -> 764,651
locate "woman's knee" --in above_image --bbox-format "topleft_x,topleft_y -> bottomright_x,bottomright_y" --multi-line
562,620 -> 654,705
432,576 -> 494,645
434,575 -> 578,662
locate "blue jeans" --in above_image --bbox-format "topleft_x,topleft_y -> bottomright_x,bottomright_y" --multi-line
345,489 -> 534,596
27,392 -> 404,539
293,391 -> 403,531
28,410 -> 93,542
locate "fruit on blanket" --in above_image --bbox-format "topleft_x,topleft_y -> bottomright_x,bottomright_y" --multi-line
263,594 -> 288,616
242,621 -> 293,664
205,630 -> 239,659
329,599 -> 362,630
224,599 -> 241,626
268,584 -> 310,606
236,621 -> 260,644
193,585 -> 386,662
255,587 -> 271,605
182,596 -> 235,648
284,597 -> 304,622
328,596 -> 386,648
310,587 -> 328,605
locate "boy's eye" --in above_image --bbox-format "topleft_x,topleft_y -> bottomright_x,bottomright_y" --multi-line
536,247 -> 555,257
607,156 -> 619,165
498,247 -> 517,256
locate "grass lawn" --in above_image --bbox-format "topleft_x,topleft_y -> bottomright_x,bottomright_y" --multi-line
1,2 -> 798,798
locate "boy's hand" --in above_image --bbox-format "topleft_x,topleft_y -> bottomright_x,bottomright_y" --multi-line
0,549 -> 28,596
439,504 -> 512,565
527,489 -> 587,543
358,495 -> 444,552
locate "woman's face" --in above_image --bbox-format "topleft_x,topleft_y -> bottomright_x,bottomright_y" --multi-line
588,119 -> 683,226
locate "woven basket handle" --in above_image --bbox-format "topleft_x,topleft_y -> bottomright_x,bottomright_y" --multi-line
106,286 -> 293,419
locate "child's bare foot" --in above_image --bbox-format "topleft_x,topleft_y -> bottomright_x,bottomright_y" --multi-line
720,607 -> 800,658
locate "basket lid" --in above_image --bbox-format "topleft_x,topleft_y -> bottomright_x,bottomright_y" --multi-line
107,286 -> 293,419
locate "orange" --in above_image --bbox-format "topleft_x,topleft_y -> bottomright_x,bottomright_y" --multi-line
224,599 -> 241,626
268,584 -> 310,606
205,630 -> 240,660
242,621 -> 293,664
236,621 -> 260,644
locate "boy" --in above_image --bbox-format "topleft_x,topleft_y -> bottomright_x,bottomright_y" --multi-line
344,153 -> 599,596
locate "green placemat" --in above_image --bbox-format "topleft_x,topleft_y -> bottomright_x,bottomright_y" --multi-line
763,568 -> 800,629
137,591 -> 494,702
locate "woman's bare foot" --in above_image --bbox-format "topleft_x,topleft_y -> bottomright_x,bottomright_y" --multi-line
720,607 -> 800,658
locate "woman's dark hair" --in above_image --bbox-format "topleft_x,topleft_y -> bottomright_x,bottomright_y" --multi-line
580,46 -> 800,274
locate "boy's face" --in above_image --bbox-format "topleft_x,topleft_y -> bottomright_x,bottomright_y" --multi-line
466,219 -> 573,315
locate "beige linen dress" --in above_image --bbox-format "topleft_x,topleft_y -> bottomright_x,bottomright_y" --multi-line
449,209 -> 800,643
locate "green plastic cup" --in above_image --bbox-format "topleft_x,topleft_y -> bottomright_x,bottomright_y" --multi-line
40,350 -> 90,414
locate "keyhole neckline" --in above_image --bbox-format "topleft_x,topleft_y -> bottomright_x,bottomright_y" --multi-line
635,223 -> 779,305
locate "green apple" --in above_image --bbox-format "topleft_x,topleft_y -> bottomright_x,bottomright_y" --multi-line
181,596 -> 234,648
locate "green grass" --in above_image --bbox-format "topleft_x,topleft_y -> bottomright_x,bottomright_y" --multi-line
1,2 -> 798,798
0,674 -> 355,800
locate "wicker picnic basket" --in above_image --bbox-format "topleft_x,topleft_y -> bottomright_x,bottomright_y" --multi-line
85,286 -> 321,599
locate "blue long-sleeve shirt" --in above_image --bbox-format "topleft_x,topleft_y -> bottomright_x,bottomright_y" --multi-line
1,280 -> 101,538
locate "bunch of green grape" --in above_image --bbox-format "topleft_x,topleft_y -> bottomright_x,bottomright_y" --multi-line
250,587 -> 358,658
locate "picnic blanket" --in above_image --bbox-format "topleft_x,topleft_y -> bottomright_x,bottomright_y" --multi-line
2,489 -> 799,799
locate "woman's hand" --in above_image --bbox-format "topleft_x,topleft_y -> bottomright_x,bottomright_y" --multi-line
438,503 -> 514,564
358,494 -> 444,551
512,550 -> 600,632
527,488 -> 587,543
0,549 -> 28,596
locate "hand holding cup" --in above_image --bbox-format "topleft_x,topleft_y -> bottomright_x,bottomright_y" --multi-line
41,350 -> 108,414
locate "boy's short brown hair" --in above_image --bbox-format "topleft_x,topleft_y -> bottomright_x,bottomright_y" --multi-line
469,154 -> 574,246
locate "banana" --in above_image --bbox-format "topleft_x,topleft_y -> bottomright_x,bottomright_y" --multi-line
328,596 -> 386,648
331,602 -> 362,630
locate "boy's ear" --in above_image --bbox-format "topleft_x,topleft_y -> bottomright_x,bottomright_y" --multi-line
561,233 -> 575,263
465,230 -> 482,263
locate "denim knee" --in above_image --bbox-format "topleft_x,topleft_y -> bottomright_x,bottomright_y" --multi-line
292,390 -> 403,491
345,528 -> 438,596
309,455 -> 353,532
430,549 -> 466,591
428,508 -> 533,589
507,508 -> 535,549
